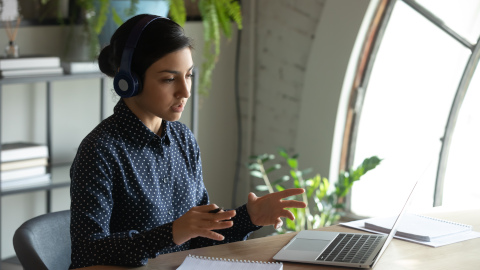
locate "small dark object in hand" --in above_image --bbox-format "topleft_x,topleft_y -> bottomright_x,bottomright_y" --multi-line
209,208 -> 223,213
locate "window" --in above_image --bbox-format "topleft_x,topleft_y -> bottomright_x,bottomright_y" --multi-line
344,0 -> 480,217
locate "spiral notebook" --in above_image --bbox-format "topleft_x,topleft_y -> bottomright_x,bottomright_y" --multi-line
364,213 -> 472,242
177,254 -> 283,270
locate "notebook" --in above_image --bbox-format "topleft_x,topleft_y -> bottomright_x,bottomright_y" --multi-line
364,213 -> 472,242
177,254 -> 283,270
272,179 -> 421,269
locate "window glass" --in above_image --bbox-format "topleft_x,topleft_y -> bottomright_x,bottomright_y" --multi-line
442,67 -> 480,208
416,0 -> 480,44
350,1 -> 470,217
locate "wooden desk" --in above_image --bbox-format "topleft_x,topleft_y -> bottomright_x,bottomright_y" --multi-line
81,207 -> 480,270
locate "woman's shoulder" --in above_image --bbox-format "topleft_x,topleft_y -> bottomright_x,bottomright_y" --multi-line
79,116 -> 121,152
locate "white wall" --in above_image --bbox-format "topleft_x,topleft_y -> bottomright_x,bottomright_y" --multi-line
296,0 -> 370,182
0,0 -> 373,259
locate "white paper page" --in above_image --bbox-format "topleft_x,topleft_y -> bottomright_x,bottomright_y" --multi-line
340,219 -> 480,247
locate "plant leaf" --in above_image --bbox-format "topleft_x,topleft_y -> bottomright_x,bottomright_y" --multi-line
168,0 -> 187,26
265,163 -> 281,174
278,147 -> 289,159
287,158 -> 298,169
256,185 -> 269,191
111,8 -> 123,27
249,171 -> 263,179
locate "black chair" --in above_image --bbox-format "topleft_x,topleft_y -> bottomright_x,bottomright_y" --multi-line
13,210 -> 71,270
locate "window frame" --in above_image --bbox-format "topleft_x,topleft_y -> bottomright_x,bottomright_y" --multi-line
340,0 -> 480,211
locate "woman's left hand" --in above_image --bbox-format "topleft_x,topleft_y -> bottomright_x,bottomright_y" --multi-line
246,188 -> 307,229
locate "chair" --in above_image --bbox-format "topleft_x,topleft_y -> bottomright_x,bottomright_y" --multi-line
13,210 -> 71,270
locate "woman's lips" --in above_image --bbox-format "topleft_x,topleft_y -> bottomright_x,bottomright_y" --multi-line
171,103 -> 184,113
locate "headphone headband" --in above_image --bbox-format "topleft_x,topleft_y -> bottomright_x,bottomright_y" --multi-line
114,15 -> 169,98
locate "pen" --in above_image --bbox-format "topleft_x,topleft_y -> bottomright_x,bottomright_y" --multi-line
209,207 -> 223,213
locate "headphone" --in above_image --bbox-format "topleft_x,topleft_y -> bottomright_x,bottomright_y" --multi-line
113,15 -> 167,98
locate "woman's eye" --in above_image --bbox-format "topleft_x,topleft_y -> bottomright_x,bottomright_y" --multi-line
187,73 -> 194,78
164,78 -> 175,83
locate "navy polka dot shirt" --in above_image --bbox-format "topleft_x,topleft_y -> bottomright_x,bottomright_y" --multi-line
70,100 -> 261,269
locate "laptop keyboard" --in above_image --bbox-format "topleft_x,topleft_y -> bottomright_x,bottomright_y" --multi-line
316,233 -> 382,264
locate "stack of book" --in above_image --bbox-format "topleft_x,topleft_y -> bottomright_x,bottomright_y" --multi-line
0,55 -> 63,78
1,142 -> 51,190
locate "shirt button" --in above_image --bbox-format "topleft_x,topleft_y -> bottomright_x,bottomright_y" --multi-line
168,210 -> 173,215
163,178 -> 168,183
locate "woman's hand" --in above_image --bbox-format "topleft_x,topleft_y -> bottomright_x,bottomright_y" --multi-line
246,188 -> 307,229
172,204 -> 236,245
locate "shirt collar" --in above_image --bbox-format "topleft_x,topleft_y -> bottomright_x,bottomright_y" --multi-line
114,99 -> 172,147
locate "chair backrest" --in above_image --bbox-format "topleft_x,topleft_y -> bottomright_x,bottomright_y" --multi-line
13,210 -> 71,270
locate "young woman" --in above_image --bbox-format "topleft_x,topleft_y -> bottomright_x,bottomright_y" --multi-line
69,14 -> 306,269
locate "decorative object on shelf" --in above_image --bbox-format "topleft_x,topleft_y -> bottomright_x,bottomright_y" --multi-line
1,0 -> 22,58
248,148 -> 382,233
42,0 -> 242,96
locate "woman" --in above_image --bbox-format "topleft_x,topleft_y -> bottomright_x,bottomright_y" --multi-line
70,14 -> 306,269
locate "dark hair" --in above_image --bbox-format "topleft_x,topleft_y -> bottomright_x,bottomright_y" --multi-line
98,14 -> 193,79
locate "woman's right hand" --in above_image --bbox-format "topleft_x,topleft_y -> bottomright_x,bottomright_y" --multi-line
172,204 -> 236,245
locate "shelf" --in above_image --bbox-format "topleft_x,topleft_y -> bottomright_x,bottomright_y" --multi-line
1,164 -> 71,196
0,72 -> 105,85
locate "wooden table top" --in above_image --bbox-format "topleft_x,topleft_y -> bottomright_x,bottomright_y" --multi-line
78,207 -> 480,270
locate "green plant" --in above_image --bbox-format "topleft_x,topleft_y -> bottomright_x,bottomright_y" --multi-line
248,148 -> 382,233
43,0 -> 242,96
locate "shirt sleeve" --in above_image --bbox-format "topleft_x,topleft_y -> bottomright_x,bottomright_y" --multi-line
69,141 -> 179,268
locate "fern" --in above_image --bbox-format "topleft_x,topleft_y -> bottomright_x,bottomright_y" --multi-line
168,0 -> 187,26
214,0 -> 231,38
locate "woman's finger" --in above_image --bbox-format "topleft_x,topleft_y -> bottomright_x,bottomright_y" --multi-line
209,210 -> 236,221
281,200 -> 307,209
280,209 -> 296,221
274,188 -> 305,199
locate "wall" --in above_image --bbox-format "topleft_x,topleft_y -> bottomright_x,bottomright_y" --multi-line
0,0 -> 373,259
237,0 -> 371,236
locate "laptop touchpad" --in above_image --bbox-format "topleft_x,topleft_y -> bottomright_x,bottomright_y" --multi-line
286,239 -> 330,252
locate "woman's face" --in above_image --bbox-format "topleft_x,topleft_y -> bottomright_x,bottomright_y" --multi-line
131,47 -> 193,123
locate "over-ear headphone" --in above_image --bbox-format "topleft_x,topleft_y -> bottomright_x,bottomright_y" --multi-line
113,15 -> 167,98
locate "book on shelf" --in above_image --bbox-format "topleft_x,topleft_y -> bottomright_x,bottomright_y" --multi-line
1,166 -> 47,181
177,254 -> 283,270
62,61 -> 100,74
1,157 -> 48,171
364,213 -> 473,242
1,173 -> 51,191
0,55 -> 60,70
1,142 -> 49,163
0,67 -> 64,78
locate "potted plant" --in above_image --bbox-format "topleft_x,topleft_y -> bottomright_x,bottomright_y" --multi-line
248,148 -> 382,233
45,0 -> 242,96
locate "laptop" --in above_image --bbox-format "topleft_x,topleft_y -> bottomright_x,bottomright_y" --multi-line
273,179 -> 421,268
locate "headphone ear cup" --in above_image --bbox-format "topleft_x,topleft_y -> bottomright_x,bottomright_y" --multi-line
131,71 -> 142,95
114,70 -> 139,98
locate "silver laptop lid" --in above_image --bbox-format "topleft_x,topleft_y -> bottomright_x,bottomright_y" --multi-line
369,178 -> 420,268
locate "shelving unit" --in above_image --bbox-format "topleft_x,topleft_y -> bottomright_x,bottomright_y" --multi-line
0,73 -> 106,267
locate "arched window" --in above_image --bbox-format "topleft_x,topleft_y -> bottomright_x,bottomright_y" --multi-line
342,0 -> 480,217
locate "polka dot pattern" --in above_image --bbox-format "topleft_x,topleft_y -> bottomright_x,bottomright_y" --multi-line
69,100 -> 261,269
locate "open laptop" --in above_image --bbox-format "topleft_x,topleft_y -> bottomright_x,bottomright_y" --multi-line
273,179 -> 421,268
